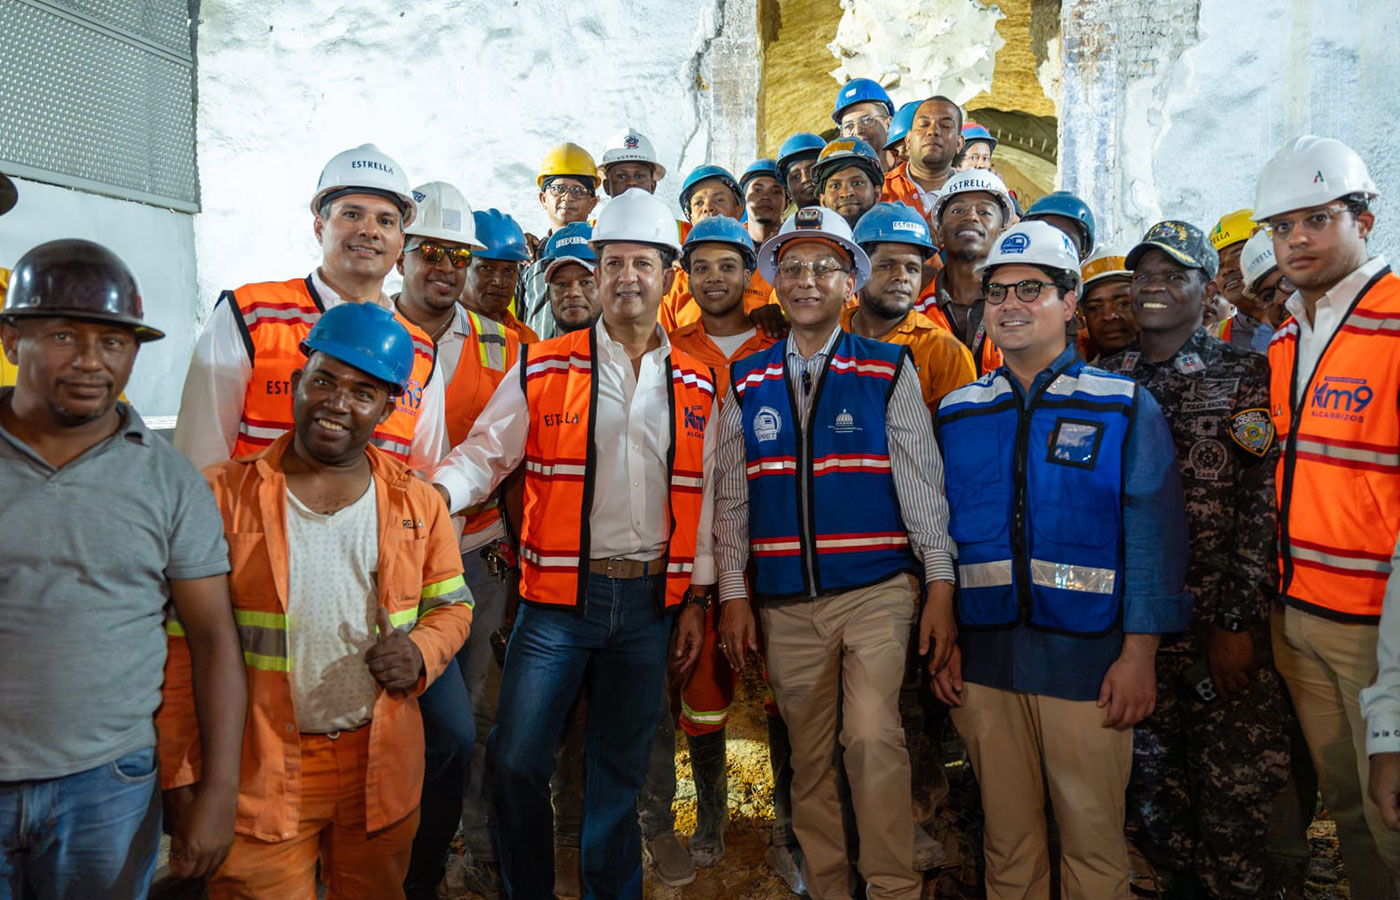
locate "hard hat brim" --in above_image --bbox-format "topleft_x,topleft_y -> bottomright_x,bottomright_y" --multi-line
757,231 -> 871,292
0,308 -> 164,342
404,226 -> 487,250
311,187 -> 418,227
544,256 -> 598,281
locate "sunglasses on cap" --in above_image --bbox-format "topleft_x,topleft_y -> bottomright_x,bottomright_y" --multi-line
409,241 -> 472,268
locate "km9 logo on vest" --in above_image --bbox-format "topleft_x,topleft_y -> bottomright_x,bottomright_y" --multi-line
684,404 -> 707,438
396,380 -> 424,414
1311,375 -> 1372,423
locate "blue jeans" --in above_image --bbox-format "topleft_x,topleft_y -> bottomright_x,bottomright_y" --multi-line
0,747 -> 161,900
490,573 -> 672,900
404,657 -> 475,900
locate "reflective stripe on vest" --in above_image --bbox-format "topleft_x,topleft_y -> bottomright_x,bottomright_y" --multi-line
166,608 -> 291,672
1269,268 -> 1400,621
517,327 -> 713,609
228,277 -> 436,462
936,362 -> 1133,635
732,333 -> 918,600
444,312 -> 519,536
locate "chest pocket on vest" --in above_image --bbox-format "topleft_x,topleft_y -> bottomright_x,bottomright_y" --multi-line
1047,418 -> 1104,468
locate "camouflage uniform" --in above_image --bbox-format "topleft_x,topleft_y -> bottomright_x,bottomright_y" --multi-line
1100,329 -> 1292,899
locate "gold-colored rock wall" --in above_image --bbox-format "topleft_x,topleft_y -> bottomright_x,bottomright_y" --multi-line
757,0 -> 845,158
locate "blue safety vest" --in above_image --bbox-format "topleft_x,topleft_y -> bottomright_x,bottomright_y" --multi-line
732,332 -> 920,600
935,360 -> 1134,635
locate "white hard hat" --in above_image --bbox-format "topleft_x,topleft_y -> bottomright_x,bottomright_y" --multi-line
1239,229 -> 1279,295
976,220 -> 1082,288
1254,135 -> 1378,221
600,128 -> 666,179
404,182 -> 484,249
930,168 -> 1014,223
311,143 -> 417,226
757,206 -> 871,291
589,187 -> 682,254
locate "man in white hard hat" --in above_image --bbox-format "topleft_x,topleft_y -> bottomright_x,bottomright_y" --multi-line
598,128 -> 667,200
1246,135 -> 1400,896
173,144 -> 446,473
934,221 -> 1191,900
388,181 -> 523,900
921,168 -> 1016,376
715,206 -> 957,900
430,188 -> 716,899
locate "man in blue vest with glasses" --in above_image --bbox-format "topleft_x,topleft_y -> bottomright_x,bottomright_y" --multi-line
933,220 -> 1192,900
715,205 -> 957,900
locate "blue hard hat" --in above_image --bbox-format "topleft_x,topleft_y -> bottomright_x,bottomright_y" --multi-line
739,158 -> 784,196
812,137 -> 885,192
471,209 -> 531,262
543,221 -> 596,263
961,122 -> 998,151
852,202 -> 935,252
682,215 -> 757,272
884,101 -> 920,151
1024,191 -> 1097,257
776,132 -> 826,182
832,77 -> 894,124
300,302 -> 414,395
680,165 -> 743,217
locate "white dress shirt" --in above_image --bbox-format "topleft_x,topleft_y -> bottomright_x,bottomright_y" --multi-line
432,318 -> 716,582
1284,255 -> 1388,397
173,269 -> 447,473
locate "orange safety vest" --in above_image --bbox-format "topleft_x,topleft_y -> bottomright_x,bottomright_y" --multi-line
667,319 -> 776,397
443,310 -> 521,536
1268,268 -> 1400,621
157,435 -> 470,840
517,327 -> 714,610
227,277 -> 436,462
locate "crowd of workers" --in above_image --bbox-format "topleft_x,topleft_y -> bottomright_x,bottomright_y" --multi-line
1,75 -> 1399,900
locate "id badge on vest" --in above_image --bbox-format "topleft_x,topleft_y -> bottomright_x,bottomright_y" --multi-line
1048,418 -> 1105,468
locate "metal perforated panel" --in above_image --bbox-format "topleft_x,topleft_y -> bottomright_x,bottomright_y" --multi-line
0,0 -> 199,211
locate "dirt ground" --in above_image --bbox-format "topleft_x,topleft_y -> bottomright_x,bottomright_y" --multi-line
441,667 -> 1353,900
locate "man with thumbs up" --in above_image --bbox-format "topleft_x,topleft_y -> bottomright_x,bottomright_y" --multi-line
159,303 -> 472,900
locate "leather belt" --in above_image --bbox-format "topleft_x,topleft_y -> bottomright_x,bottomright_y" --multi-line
588,557 -> 666,579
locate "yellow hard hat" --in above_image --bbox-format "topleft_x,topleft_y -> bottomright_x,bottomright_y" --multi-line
538,142 -> 601,188
1209,208 -> 1256,251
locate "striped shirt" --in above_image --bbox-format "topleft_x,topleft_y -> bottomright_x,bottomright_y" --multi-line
714,326 -> 956,603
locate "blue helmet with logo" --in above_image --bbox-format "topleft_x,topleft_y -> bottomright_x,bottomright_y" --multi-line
682,215 -> 757,272
960,122 -> 998,151
776,132 -> 826,183
300,302 -> 414,395
1023,191 -> 1096,258
542,221 -> 596,281
812,137 -> 885,193
884,101 -> 921,151
832,77 -> 894,124
852,202 -> 935,253
471,209 -> 531,262
680,165 -> 743,218
739,158 -> 784,196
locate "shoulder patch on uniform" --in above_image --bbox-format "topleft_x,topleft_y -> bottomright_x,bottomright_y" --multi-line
1229,407 -> 1275,457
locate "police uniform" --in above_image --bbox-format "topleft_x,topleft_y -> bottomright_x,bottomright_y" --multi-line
1100,329 -> 1293,899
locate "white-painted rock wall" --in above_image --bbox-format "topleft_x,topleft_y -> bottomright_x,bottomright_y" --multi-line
827,0 -> 1005,106
193,0 -> 755,318
1060,0 -> 1399,259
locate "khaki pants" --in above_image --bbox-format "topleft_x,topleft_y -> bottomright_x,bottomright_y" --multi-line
950,682 -> 1132,900
759,573 -> 921,900
1272,605 -> 1400,898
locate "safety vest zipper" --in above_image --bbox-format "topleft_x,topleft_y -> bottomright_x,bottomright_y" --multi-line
1011,398 -> 1033,621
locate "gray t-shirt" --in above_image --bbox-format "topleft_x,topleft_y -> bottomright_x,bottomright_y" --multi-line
0,395 -> 230,780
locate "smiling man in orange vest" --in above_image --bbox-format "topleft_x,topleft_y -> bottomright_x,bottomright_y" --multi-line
173,144 -> 445,474
1254,136 -> 1400,897
431,187 -> 716,899
161,302 -> 472,900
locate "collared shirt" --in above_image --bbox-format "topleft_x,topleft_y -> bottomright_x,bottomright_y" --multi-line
0,399 -> 230,780
668,319 -> 776,397
1100,329 -> 1277,640
431,318 -> 717,581
840,305 -> 976,413
879,162 -> 939,225
520,251 -> 555,341
1223,311 -> 1275,353
714,325 -> 957,603
956,345 -> 1192,701
173,268 -> 447,473
397,302 -> 507,552
1362,528 -> 1400,754
1284,255 -> 1388,396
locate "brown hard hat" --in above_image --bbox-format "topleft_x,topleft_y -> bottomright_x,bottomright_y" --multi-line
0,173 -> 15,217
2,239 -> 164,342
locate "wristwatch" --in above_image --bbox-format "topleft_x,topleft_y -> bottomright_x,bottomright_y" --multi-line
683,585 -> 716,610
